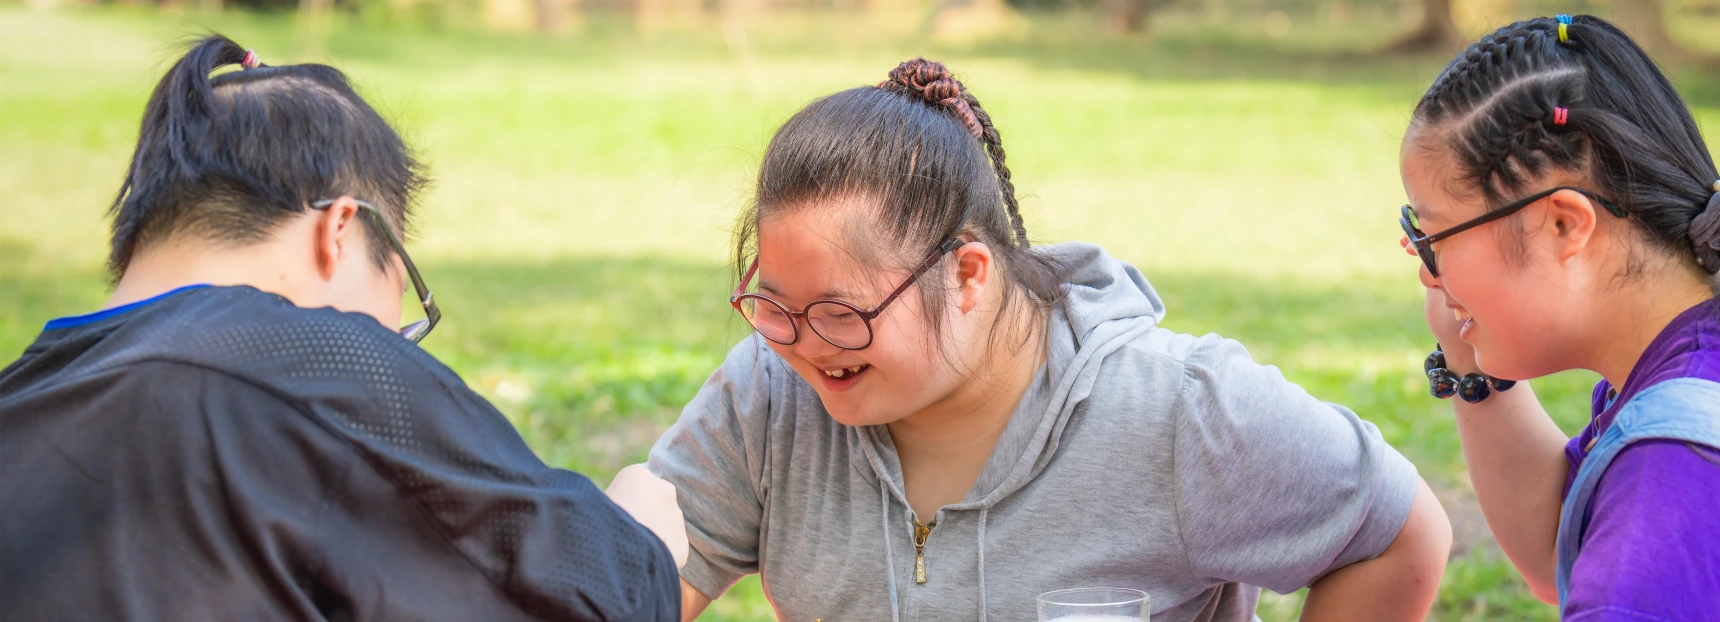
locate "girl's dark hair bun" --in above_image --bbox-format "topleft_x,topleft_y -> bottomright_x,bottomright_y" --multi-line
879,58 -> 983,138
1692,188 -> 1720,273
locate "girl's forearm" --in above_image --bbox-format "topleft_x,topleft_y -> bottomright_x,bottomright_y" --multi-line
1450,382 -> 1569,601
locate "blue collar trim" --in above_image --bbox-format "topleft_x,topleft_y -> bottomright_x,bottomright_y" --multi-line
44,284 -> 213,331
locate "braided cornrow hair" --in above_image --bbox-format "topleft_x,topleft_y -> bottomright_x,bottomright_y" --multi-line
739,57 -> 1064,353
877,58 -> 1029,249
1411,14 -> 1720,275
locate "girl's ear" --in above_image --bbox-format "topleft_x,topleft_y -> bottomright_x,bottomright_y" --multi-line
1545,188 -> 1600,264
953,241 -> 994,314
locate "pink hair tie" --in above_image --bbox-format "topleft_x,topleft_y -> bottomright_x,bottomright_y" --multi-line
1553,106 -> 1569,125
241,50 -> 259,70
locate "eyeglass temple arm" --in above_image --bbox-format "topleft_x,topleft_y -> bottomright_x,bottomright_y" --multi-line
1420,202 -> 1523,246
736,259 -> 759,297
867,238 -> 965,315
312,198 -> 437,318
1421,187 -> 1621,246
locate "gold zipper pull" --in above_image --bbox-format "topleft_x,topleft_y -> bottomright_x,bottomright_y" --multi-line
912,519 -> 935,584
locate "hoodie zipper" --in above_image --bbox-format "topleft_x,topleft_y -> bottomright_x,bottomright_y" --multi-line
912,519 -> 936,584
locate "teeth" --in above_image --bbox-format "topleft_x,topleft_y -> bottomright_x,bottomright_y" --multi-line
823,365 -> 866,379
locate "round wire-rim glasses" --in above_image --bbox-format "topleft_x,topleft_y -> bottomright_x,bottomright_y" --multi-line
310,198 -> 441,343
730,238 -> 965,351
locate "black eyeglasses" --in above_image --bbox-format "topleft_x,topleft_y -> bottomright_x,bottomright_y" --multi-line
1400,186 -> 1624,278
310,198 -> 440,343
731,238 -> 965,350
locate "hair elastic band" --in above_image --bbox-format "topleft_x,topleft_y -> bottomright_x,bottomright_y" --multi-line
1692,179 -> 1720,270
241,50 -> 259,70
1553,106 -> 1569,125
1556,14 -> 1572,43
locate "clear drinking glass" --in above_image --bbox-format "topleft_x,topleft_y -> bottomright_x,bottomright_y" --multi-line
1037,587 -> 1150,622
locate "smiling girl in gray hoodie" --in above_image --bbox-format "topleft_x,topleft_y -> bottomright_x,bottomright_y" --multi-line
648,58 -> 1451,622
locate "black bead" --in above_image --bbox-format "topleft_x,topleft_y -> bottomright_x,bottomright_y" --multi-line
1425,350 -> 1447,374
1458,373 -> 1492,403
1488,377 -> 1516,392
1428,368 -> 1459,399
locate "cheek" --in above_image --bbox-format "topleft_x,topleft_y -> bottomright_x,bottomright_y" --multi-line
1443,241 -> 1572,376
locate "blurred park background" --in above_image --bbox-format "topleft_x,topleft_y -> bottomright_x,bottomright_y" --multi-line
3,0 -> 1719,618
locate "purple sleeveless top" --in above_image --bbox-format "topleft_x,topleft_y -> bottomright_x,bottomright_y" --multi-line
1561,298 -> 1720,620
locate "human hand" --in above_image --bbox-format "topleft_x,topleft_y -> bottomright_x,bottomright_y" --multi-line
1423,287 -> 1479,375
605,464 -> 689,569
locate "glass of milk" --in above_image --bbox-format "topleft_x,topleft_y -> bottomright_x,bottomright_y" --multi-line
1037,587 -> 1149,621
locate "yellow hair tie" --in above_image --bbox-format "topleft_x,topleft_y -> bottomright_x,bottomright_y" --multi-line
1556,14 -> 1572,43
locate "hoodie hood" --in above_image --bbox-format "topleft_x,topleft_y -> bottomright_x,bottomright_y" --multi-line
858,242 -> 1167,622
860,241 -> 1167,510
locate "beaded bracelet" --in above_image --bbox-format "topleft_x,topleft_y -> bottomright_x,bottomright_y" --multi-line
1425,345 -> 1516,403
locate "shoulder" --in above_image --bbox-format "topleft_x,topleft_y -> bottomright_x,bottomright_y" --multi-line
92,287 -> 514,456
1103,328 -> 1294,407
1568,440 -> 1720,617
1611,378 -> 1720,443
30,357 -> 300,417
0,357 -> 320,468
1595,439 -> 1720,507
136,286 -> 475,407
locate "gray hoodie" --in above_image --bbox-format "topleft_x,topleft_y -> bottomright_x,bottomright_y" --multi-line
650,243 -> 1418,621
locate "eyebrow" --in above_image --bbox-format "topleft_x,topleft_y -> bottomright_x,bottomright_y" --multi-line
1409,201 -> 1441,222
757,281 -> 854,301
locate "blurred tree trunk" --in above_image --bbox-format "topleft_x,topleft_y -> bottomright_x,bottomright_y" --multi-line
1454,0 -> 1513,34
296,0 -> 333,55
1610,0 -> 1692,62
532,0 -> 564,32
928,0 -> 1024,42
1103,0 -> 1149,35
720,0 -> 757,68
299,0 -> 332,18
1386,0 -> 1462,53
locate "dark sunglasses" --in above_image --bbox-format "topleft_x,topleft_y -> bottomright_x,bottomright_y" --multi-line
731,238 -> 966,351
1400,186 -> 1625,278
310,198 -> 441,343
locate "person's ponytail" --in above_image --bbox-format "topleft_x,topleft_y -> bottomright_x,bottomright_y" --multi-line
106,34 -> 423,275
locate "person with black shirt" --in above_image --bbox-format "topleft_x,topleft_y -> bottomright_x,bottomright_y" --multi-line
0,35 -> 684,621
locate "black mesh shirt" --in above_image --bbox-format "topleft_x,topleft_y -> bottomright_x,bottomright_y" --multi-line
0,286 -> 680,621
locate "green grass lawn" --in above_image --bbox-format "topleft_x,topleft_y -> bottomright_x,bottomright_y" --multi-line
5,5 -> 1719,620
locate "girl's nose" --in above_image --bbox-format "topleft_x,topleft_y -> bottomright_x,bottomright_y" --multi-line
1418,262 -> 1440,289
792,322 -> 840,359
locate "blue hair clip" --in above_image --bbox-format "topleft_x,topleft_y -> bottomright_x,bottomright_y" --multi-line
1556,14 -> 1572,43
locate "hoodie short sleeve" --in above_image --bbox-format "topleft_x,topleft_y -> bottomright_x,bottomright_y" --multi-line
648,336 -> 776,600
1171,335 -> 1419,594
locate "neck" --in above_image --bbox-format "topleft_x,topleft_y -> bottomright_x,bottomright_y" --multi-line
108,237 -> 314,311
1586,269 -> 1715,389
887,319 -> 1044,463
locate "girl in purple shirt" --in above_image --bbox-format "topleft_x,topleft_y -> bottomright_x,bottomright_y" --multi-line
1395,14 -> 1720,620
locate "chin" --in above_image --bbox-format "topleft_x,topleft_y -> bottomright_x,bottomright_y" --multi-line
1473,345 -> 1558,382
822,405 -> 882,427
817,397 -> 904,428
